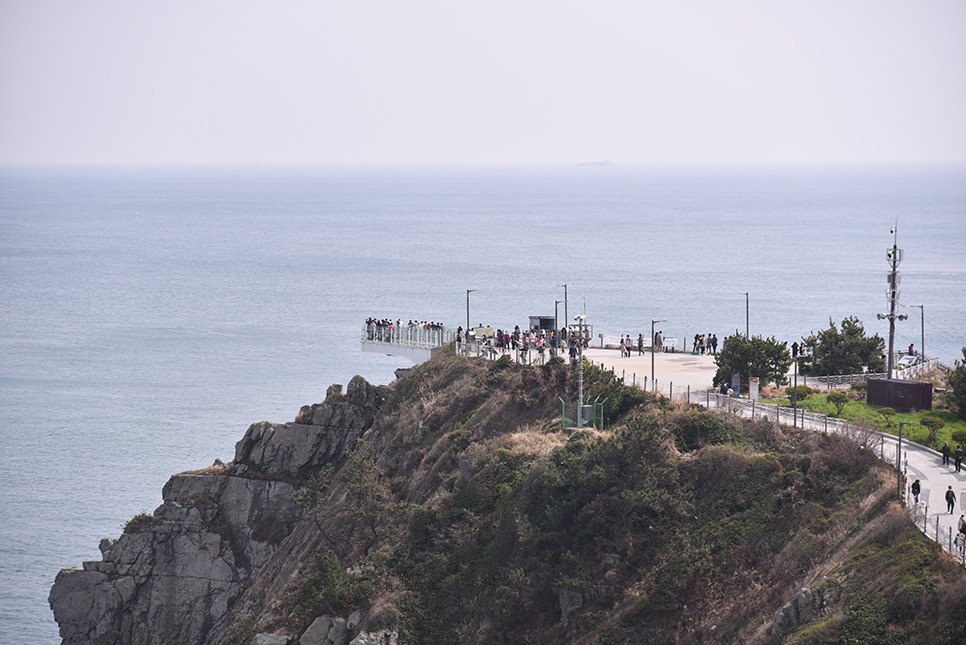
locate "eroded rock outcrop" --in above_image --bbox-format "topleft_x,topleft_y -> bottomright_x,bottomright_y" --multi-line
49,376 -> 387,645
771,579 -> 844,635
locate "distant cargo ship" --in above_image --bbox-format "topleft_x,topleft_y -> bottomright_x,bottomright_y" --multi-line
576,159 -> 613,167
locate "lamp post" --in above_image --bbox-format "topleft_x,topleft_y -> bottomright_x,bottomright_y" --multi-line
791,342 -> 803,428
651,319 -> 667,392
912,304 -> 924,360
554,300 -> 563,335
557,284 -> 568,335
897,421 -> 919,502
575,315 -> 586,423
740,292 -> 749,339
466,289 -> 477,344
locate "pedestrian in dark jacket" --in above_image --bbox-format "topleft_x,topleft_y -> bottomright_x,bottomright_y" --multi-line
956,446 -> 964,473
947,486 -> 957,514
943,441 -> 951,466
912,479 -> 921,504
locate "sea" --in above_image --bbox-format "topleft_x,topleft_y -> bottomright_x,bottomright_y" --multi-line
1,163 -> 964,643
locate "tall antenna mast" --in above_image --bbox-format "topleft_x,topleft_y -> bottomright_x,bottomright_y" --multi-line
877,224 -> 908,379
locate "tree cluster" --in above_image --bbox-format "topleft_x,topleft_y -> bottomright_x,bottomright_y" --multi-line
713,333 -> 792,389
799,316 -> 885,377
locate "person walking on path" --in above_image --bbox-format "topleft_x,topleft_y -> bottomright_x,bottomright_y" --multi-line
912,479 -> 921,504
942,441 -> 951,466
947,486 -> 957,514
956,445 -> 964,473
620,336 -> 627,358
637,334 -> 644,356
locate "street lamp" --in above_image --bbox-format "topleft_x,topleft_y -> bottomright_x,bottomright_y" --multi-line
791,342 -> 805,428
740,292 -> 749,339
651,319 -> 667,392
466,289 -> 477,343
555,300 -> 563,335
912,304 -> 924,360
897,421 -> 920,502
557,285 -> 568,335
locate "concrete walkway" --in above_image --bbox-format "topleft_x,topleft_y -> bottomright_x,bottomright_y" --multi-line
583,347 -> 718,392
898,437 -> 966,560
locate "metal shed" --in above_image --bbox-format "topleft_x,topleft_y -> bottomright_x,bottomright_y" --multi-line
867,378 -> 933,412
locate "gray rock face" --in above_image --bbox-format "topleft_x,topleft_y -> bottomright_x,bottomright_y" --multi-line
771,581 -> 843,635
235,377 -> 387,480
348,632 -> 397,645
299,616 -> 333,645
252,635 -> 291,645
50,471 -> 296,645
50,377 -> 386,645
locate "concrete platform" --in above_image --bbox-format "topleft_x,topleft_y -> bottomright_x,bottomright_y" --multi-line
583,348 -> 718,391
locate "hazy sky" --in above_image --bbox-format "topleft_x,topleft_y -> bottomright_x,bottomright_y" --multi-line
1,0 -> 964,164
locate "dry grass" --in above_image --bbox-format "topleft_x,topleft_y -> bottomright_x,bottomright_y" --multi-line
492,428 -> 569,457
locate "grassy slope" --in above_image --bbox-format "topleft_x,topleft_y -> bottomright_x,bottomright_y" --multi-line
764,391 -> 966,450
221,350 -> 966,644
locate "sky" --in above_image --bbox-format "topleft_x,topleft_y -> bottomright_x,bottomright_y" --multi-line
1,0 -> 964,165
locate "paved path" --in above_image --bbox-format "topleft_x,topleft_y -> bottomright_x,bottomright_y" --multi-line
583,348 -> 718,391
899,437 -> 966,559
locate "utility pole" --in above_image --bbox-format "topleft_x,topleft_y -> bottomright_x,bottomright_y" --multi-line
877,226 -> 908,380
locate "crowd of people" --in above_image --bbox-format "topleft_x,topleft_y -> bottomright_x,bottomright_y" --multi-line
692,333 -> 718,355
453,325 -> 591,363
613,331 -> 718,357
364,318 -> 447,344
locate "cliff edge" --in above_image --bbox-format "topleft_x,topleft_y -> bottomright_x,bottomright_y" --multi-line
49,376 -> 387,645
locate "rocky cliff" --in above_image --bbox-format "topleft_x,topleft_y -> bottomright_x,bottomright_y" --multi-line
49,376 -> 389,645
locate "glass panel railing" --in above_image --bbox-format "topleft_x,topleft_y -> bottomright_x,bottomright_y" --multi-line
361,324 -> 457,348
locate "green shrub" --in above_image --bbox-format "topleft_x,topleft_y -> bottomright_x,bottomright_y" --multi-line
670,411 -> 739,452
827,392 -> 850,417
952,428 -> 966,447
785,385 -> 814,400
920,416 -> 945,446
123,511 -> 157,534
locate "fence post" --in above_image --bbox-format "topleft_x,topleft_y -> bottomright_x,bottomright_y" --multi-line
687,385 -> 690,404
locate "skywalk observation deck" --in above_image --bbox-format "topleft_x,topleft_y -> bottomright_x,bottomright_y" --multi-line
361,324 -> 458,364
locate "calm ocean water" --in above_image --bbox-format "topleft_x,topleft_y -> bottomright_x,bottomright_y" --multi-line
1,164 -> 964,643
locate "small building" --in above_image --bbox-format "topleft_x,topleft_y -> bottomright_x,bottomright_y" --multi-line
867,378 -> 932,412
529,315 -> 557,332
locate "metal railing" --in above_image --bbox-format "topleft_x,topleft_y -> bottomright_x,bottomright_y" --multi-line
697,389 -> 964,565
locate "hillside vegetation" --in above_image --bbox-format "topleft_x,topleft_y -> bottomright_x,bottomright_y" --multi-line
224,350 -> 966,644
